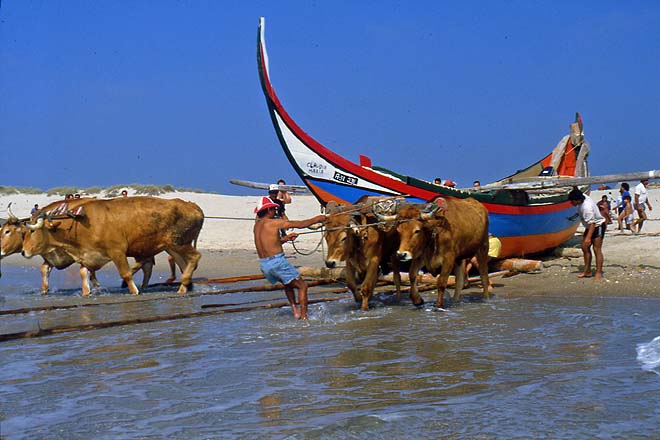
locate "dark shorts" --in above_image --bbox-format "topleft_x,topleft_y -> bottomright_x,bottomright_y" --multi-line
259,252 -> 300,285
584,224 -> 606,240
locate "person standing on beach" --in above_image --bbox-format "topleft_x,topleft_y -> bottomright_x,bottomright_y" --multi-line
267,184 -> 287,220
253,196 -> 327,320
632,179 -> 652,233
596,195 -> 612,226
615,182 -> 631,231
569,188 -> 606,281
276,179 -> 292,205
622,194 -> 635,232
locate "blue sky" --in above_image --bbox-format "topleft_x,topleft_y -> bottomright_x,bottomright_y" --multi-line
1,1 -> 659,195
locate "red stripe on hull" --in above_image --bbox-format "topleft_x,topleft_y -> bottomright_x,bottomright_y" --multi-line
482,200 -> 574,215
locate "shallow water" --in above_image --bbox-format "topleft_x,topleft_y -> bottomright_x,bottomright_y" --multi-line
1,265 -> 660,439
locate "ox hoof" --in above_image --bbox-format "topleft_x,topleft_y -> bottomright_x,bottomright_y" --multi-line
360,298 -> 370,311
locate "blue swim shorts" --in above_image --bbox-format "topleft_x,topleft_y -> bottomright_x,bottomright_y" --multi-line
259,252 -> 300,285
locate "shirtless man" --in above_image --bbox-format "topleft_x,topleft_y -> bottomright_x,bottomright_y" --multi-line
253,197 -> 327,320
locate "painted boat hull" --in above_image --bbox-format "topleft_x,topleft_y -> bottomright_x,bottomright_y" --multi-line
256,18 -> 586,258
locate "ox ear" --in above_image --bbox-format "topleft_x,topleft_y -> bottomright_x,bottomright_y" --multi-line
348,218 -> 360,234
325,200 -> 339,214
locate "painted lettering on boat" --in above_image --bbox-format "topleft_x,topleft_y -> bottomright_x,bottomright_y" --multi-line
306,161 -> 327,176
333,171 -> 358,185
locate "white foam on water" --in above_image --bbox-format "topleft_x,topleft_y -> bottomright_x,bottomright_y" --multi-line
636,335 -> 660,374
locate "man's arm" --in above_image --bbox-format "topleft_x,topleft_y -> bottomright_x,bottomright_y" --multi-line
584,223 -> 595,244
281,214 -> 327,230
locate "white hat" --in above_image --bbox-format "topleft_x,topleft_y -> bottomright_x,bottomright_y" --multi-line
268,184 -> 279,192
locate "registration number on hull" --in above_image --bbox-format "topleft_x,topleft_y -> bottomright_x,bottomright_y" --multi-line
333,171 -> 358,185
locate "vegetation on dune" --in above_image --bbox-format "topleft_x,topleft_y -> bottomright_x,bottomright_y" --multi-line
175,187 -> 207,194
0,184 -> 208,197
46,186 -> 83,197
0,186 -> 43,195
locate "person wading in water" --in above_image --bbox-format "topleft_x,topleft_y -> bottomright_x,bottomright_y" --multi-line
253,197 -> 327,320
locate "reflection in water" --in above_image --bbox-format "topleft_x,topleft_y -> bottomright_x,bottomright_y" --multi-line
1,289 -> 660,439
258,394 -> 282,424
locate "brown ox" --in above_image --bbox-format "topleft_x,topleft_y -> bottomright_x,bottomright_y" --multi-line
21,196 -> 203,295
323,199 -> 401,311
0,200 -> 165,295
380,197 -> 490,308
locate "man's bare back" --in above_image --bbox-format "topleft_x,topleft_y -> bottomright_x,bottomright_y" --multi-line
253,207 -> 327,320
254,215 -> 327,258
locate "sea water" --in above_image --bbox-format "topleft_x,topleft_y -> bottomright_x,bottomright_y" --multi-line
1,264 -> 660,439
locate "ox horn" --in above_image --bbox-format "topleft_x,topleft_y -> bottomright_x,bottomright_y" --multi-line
420,203 -> 439,220
6,203 -> 30,223
7,203 -> 19,221
25,217 -> 45,231
372,199 -> 398,222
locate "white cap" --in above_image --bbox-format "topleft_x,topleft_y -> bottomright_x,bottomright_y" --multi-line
268,184 -> 279,192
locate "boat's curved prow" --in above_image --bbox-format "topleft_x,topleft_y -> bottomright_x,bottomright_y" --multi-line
257,18 -> 438,206
256,18 -> 587,258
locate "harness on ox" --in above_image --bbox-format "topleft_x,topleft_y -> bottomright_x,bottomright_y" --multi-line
45,203 -> 86,220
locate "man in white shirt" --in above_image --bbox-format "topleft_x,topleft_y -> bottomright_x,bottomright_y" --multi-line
632,179 -> 652,233
569,188 -> 606,281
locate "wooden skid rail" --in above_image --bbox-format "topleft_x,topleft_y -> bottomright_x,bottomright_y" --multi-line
0,273 -> 510,341
0,295 -> 351,342
0,279 -> 339,317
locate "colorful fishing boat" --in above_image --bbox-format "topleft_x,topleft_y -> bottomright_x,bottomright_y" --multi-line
256,18 -> 591,258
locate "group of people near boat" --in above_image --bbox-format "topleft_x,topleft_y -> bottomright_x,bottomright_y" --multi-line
571,179 -> 653,282
602,180 -> 654,234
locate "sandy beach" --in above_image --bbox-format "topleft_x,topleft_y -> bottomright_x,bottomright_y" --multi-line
1,187 -> 660,298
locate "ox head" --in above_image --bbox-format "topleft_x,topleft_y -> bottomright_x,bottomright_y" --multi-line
0,203 -> 31,259
381,199 -> 449,262
323,201 -> 361,268
21,215 -> 61,259
389,204 -> 427,262
1,218 -> 27,258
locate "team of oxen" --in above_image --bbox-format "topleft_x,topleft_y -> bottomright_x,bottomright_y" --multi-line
323,196 -> 491,310
1,194 -> 490,310
0,197 -> 204,295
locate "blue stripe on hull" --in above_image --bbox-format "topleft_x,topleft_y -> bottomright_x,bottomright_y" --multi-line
489,208 -> 578,237
311,179 -> 427,204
